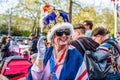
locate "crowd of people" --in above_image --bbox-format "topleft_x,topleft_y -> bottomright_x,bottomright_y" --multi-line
0,35 -> 15,59
0,33 -> 38,61
0,6 -> 120,80
25,8 -> 120,80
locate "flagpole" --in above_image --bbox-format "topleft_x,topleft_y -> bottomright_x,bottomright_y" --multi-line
39,5 -> 44,36
114,0 -> 118,38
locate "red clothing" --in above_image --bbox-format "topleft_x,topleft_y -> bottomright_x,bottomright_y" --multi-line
23,54 -> 29,59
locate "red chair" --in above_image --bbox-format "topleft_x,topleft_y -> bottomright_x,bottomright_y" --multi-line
0,56 -> 32,80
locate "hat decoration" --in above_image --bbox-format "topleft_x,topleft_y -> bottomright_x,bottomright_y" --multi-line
43,4 -> 50,12
42,4 -> 74,42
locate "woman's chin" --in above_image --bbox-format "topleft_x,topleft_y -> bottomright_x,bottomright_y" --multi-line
59,41 -> 68,46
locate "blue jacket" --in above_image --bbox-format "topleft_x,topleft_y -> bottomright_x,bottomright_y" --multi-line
26,46 -> 84,80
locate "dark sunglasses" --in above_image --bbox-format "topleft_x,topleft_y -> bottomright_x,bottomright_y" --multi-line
55,29 -> 71,36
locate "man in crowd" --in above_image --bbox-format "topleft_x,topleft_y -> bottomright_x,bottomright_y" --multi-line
71,23 -> 99,56
83,20 -> 93,37
29,33 -> 39,55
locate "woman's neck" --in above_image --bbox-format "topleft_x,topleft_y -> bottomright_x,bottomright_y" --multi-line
77,34 -> 85,39
53,45 -> 68,65
54,45 -> 67,53
101,35 -> 109,44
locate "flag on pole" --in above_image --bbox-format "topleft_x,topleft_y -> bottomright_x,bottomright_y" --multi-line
111,0 -> 119,2
39,4 -> 51,36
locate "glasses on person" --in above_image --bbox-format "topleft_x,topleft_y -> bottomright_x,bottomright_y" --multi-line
55,29 -> 71,36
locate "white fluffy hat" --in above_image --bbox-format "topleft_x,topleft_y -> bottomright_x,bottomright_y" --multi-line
47,22 -> 74,42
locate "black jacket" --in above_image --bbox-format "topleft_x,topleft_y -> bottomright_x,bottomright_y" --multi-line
29,37 -> 39,54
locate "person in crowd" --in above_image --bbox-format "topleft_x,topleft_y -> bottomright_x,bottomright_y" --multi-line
6,35 -> 18,56
30,53 -> 37,64
28,33 -> 39,55
0,35 -> 7,59
116,31 -> 120,44
71,23 -> 99,56
91,26 -> 120,79
91,26 -> 110,45
21,50 -> 30,60
26,5 -> 88,80
24,38 -> 29,45
6,35 -> 13,53
0,35 -> 15,59
83,20 -> 93,37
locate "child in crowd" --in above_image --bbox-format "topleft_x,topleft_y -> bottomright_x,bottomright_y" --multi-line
30,53 -> 37,64
21,50 -> 30,60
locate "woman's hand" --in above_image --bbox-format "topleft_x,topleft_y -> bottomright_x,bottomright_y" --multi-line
37,36 -> 46,60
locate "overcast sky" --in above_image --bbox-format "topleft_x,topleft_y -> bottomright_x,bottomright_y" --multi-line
0,0 -> 120,13
0,0 -> 18,13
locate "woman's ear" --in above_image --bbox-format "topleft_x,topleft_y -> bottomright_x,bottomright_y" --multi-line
99,35 -> 103,40
76,29 -> 80,35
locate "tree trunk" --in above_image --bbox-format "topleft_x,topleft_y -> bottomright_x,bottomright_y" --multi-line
32,20 -> 36,33
69,0 -> 72,23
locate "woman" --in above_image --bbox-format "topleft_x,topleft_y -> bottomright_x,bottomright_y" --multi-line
116,32 -> 120,44
0,35 -> 8,59
91,26 -> 120,79
26,6 -> 88,80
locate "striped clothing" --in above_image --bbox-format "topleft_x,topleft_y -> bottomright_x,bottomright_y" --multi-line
75,62 -> 88,80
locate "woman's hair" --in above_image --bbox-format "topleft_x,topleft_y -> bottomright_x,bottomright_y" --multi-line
91,26 -> 110,36
30,53 -> 37,59
51,34 -> 55,45
1,35 -> 7,44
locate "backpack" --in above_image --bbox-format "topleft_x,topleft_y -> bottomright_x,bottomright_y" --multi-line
76,40 -> 110,79
104,40 -> 120,79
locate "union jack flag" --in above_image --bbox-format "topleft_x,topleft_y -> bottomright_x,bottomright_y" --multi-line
75,62 -> 89,80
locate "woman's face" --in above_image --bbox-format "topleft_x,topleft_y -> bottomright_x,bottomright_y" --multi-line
92,35 -> 103,44
116,33 -> 120,44
53,29 -> 71,46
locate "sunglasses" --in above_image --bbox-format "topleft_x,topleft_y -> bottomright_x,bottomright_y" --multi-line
55,29 -> 71,36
